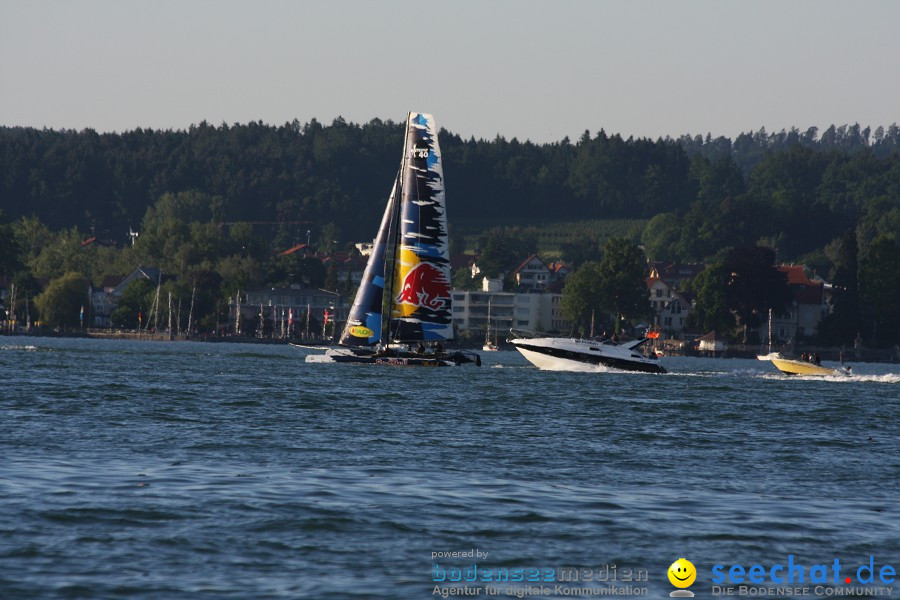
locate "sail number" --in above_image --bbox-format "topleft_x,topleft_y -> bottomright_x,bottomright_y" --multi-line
410,148 -> 430,159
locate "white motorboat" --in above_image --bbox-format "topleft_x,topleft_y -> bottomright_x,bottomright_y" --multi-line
510,335 -> 666,374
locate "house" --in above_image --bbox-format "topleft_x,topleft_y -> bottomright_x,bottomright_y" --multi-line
547,261 -> 570,281
278,243 -> 314,257
512,254 -> 552,292
645,274 -> 693,334
321,253 -> 368,287
90,266 -> 172,327
771,265 -> 828,343
648,262 -> 706,288
80,236 -> 116,248
697,330 -> 726,353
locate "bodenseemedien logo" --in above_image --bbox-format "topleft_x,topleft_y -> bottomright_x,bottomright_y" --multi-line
668,558 -> 697,597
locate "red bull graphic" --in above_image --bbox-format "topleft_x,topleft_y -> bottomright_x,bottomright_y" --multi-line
395,263 -> 450,310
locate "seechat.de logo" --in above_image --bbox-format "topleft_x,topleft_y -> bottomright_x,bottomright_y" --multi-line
668,558 -> 696,597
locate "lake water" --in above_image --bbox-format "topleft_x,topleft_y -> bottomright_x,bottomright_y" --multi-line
1,337 -> 898,599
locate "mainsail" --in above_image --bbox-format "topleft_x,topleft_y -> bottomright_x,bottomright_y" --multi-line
389,113 -> 453,342
339,112 -> 453,346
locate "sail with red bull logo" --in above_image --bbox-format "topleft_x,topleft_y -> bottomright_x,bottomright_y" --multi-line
316,112 -> 479,366
389,113 -> 453,342
338,112 -> 454,346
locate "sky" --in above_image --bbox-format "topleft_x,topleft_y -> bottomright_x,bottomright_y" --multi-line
1,0 -> 898,144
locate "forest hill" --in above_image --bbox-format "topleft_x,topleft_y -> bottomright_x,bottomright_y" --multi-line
0,119 -> 898,347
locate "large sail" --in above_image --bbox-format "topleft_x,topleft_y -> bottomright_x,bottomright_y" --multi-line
389,113 -> 453,342
338,177 -> 398,347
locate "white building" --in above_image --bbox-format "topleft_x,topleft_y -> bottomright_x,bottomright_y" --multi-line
90,266 -> 165,328
451,282 -> 569,335
645,275 -> 692,333
771,265 -> 828,343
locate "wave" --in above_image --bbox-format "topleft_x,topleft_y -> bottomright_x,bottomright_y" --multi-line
0,344 -> 41,352
304,354 -> 334,364
755,372 -> 900,384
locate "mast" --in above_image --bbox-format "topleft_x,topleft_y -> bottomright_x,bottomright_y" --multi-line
234,291 -> 241,335
7,284 -> 15,333
486,298 -> 493,346
186,283 -> 196,336
147,273 -> 161,332
167,291 -> 173,340
383,164 -> 407,346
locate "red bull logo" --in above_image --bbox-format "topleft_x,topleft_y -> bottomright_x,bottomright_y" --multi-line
396,263 -> 450,310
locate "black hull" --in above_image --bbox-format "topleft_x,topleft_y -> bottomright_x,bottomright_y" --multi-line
329,348 -> 480,367
513,342 -> 666,374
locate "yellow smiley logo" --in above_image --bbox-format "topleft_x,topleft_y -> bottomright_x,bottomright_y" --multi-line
668,558 -> 696,588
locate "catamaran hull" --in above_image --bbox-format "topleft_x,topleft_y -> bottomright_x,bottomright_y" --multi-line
770,357 -> 845,376
512,338 -> 666,374
305,347 -> 479,367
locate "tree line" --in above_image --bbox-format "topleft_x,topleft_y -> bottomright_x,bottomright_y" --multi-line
1,118 -> 898,345
2,118 -> 897,251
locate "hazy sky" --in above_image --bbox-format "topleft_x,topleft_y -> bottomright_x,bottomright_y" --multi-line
1,0 -> 897,143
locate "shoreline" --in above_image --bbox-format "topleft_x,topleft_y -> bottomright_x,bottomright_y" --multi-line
3,331 -> 898,364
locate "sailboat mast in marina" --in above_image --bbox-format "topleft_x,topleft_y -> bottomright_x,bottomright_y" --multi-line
483,299 -> 499,351
306,113 -> 479,366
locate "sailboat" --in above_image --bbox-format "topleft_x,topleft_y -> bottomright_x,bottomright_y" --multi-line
305,112 -> 480,367
483,299 -> 499,351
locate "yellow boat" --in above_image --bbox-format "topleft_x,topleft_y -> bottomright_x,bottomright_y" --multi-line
770,357 -> 847,376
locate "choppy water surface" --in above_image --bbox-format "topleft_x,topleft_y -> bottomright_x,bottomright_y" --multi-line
1,337 -> 898,599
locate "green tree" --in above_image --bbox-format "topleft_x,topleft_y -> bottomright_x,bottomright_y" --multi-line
136,191 -> 220,275
816,231 -> 860,345
686,263 -> 733,334
0,211 -> 22,278
559,236 -> 602,268
640,212 -> 681,262
596,238 -> 651,332
451,266 -> 478,291
218,255 -> 263,300
110,278 -> 154,328
324,261 -> 340,292
28,226 -> 96,280
858,235 -> 900,347
723,246 -> 792,342
476,229 -> 537,280
12,216 -> 53,267
561,261 -> 604,335
35,272 -> 88,329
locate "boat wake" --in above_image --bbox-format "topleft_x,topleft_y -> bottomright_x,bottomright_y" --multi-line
0,344 -> 40,352
533,362 -> 659,375
756,372 -> 900,384
304,354 -> 335,364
